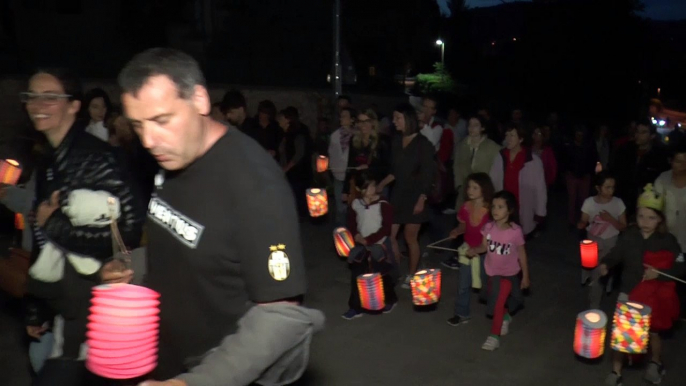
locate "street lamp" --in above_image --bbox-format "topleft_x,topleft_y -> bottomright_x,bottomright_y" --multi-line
436,39 -> 445,66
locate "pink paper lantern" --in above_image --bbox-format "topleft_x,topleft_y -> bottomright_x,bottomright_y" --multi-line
87,283 -> 161,380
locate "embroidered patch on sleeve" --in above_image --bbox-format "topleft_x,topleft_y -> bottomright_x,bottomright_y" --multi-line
268,244 -> 291,281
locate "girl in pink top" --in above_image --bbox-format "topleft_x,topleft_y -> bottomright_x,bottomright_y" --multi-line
470,190 -> 531,351
446,173 -> 494,326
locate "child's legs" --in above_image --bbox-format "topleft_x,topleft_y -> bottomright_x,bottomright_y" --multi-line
650,333 -> 662,363
612,351 -> 624,374
348,260 -> 368,311
453,263 -> 473,317
566,173 -> 579,224
403,224 -> 421,274
490,277 -> 513,336
391,224 -> 402,263
381,271 -> 398,305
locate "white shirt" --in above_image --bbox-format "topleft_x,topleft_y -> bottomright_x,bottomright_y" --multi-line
655,170 -> 686,252
420,117 -> 443,152
581,196 -> 626,239
328,128 -> 352,181
85,121 -> 109,142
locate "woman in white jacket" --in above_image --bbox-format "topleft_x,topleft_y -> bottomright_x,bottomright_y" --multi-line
328,107 -> 357,224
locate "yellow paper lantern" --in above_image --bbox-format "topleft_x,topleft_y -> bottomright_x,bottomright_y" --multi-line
305,188 -> 328,217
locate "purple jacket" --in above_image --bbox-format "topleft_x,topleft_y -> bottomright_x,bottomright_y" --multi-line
490,149 -> 547,235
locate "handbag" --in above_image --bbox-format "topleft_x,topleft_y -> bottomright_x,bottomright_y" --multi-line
0,247 -> 31,298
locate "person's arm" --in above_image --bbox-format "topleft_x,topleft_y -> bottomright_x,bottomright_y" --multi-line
518,245 -> 530,288
654,235 -> 685,282
577,212 -> 590,230
0,172 -> 35,214
377,174 -> 395,192
600,231 -> 626,270
364,201 -> 393,245
283,135 -> 306,172
489,153 -> 504,191
42,152 -> 143,259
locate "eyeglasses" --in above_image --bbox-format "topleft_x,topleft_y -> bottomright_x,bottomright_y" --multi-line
20,92 -> 72,105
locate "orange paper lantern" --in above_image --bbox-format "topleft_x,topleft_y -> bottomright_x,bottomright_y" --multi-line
580,240 -> 598,269
316,155 -> 329,173
573,309 -> 607,359
333,227 -> 354,257
14,213 -> 24,230
410,269 -> 442,306
357,273 -> 385,310
0,159 -> 22,185
305,188 -> 328,217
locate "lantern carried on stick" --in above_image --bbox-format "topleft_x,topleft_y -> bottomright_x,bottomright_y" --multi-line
357,273 -> 385,310
333,227 -> 354,257
0,159 -> 22,185
580,240 -> 598,269
305,188 -> 328,217
316,156 -> 329,173
86,284 -> 161,379
573,309 -> 608,359
410,269 -> 442,306
611,300 -> 652,354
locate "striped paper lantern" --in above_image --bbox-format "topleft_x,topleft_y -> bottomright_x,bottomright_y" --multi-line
410,269 -> 442,306
86,284 -> 161,379
316,155 -> 329,173
580,240 -> 599,269
333,227 -> 354,257
357,273 -> 385,310
573,309 -> 607,359
611,300 -> 652,354
305,188 -> 328,217
0,159 -> 22,185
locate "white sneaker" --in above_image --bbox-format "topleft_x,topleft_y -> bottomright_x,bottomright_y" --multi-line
401,275 -> 411,289
501,317 -> 511,336
481,336 -> 500,351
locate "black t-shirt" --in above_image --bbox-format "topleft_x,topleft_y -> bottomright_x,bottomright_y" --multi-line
145,128 -> 307,379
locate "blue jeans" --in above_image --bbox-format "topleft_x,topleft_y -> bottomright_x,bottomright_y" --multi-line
333,179 -> 347,226
29,331 -> 54,372
453,254 -> 486,318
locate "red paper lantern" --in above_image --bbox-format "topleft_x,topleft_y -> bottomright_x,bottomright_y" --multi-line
316,155 -> 329,173
0,159 -> 22,185
573,309 -> 607,359
580,240 -> 598,269
14,213 -> 24,230
410,269 -> 442,306
333,227 -> 354,257
86,283 -> 160,379
357,273 -> 385,310
306,188 -> 328,217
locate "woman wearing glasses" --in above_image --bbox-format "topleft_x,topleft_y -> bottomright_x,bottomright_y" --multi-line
343,109 -> 390,201
21,68 -> 144,385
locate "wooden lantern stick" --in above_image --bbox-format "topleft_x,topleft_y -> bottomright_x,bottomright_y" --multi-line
427,237 -> 460,253
643,264 -> 686,285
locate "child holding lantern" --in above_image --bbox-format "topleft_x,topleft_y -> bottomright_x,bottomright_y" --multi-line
467,190 -> 530,350
577,171 -> 627,308
342,171 -> 397,320
446,172 -> 494,327
599,184 -> 683,386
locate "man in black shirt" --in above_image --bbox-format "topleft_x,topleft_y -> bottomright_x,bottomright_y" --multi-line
118,48 -> 323,386
220,89 -> 261,144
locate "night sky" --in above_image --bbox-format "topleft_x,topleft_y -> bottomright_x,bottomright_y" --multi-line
465,0 -> 686,20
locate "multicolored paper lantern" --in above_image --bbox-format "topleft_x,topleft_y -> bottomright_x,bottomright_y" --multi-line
86,283 -> 161,379
410,269 -> 442,306
357,273 -> 385,310
573,309 -> 607,359
333,227 -> 354,257
0,159 -> 22,185
580,240 -> 598,269
305,188 -> 328,217
611,300 -> 652,354
316,155 -> 329,173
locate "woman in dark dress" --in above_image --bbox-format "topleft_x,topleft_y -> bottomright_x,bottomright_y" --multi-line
377,103 -> 436,288
343,108 -> 390,200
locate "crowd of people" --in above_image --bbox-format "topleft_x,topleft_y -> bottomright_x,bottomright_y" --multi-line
1,45 -> 686,386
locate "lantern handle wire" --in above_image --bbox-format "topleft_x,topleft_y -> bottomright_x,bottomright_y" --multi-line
108,197 -> 131,270
644,264 -> 686,284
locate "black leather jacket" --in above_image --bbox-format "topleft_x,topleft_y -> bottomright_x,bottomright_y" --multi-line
26,121 -> 145,357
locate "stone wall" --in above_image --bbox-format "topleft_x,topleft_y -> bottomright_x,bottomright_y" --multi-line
1,77 -> 407,139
